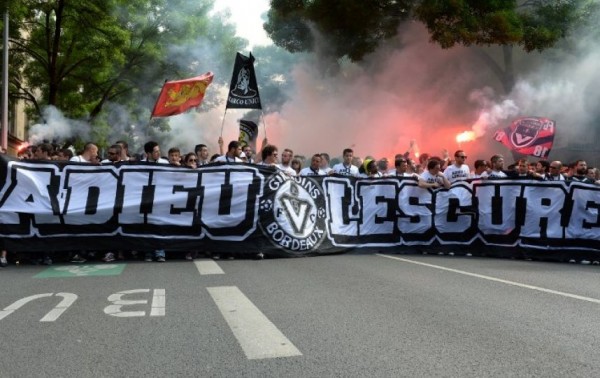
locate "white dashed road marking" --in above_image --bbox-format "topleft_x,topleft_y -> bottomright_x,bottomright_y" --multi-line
207,286 -> 302,360
194,259 -> 225,275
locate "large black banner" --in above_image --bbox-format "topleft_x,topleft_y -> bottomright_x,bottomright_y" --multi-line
0,156 -> 599,260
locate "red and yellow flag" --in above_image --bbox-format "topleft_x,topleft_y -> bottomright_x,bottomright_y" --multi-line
151,72 -> 214,117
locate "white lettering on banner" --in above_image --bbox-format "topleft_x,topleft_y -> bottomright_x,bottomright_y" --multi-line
324,179 -> 434,242
521,186 -> 567,239
325,180 -> 359,237
265,221 -> 324,250
434,185 -> 473,234
358,182 -> 396,235
119,170 -> 152,225
201,170 -> 261,240
104,289 -> 166,318
268,174 -> 322,199
396,182 -> 433,236
0,163 -> 264,239
0,164 -> 62,225
227,96 -> 260,106
63,170 -> 118,225
476,184 -> 522,235
566,186 -> 600,240
0,293 -> 78,322
1,158 -> 600,254
148,171 -> 198,226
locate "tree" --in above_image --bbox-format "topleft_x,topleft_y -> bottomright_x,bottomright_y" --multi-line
265,0 -> 413,62
11,0 -> 130,119
415,0 -> 589,92
265,0 -> 592,92
6,0 -> 246,147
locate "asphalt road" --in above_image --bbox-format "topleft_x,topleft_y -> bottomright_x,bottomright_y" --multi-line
0,252 -> 599,377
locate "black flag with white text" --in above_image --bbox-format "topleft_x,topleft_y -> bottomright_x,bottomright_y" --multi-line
226,52 -> 262,109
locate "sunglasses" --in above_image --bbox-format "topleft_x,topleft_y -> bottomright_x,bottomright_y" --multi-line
188,159 -> 198,162
456,155 -> 467,158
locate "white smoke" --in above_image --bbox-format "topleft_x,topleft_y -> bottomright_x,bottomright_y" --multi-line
28,106 -> 91,145
26,3 -> 600,167
161,83 -> 235,155
260,16 -> 600,164
262,23 -> 491,160
469,88 -> 519,138
467,20 -> 600,155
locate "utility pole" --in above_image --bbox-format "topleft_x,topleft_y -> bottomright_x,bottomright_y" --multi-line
1,10 -> 8,151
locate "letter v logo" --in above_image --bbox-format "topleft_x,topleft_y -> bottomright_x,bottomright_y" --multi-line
279,193 -> 312,234
514,133 -> 533,145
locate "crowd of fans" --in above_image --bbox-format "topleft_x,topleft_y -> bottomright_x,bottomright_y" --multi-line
1,137 -> 599,268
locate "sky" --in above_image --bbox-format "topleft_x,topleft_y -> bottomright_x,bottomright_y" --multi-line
212,0 -> 272,48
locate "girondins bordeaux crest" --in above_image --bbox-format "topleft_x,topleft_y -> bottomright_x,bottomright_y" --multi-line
494,117 -> 555,158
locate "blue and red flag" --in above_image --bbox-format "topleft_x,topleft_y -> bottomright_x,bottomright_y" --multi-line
494,117 -> 556,159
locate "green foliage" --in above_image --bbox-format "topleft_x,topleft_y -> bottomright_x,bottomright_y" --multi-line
7,0 -> 247,147
519,1 -> 586,52
15,0 -> 129,114
415,1 -> 523,48
416,0 -> 584,52
265,0 -> 413,62
265,0 -> 311,53
266,0 -> 588,59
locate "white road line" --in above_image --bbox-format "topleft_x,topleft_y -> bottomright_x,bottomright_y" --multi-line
150,289 -> 166,317
207,286 -> 302,360
194,259 -> 225,275
376,254 -> 600,305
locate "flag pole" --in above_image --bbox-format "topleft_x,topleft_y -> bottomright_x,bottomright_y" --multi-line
1,10 -> 9,151
260,111 -> 268,140
219,108 -> 228,137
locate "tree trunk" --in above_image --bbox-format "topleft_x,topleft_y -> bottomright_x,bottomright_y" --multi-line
474,45 -> 516,94
47,0 -> 65,106
501,45 -> 515,93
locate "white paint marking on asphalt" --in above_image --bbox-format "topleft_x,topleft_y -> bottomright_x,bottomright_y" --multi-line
376,254 -> 600,305
0,293 -> 79,322
40,293 -> 78,322
104,289 -> 150,317
194,259 -> 225,275
150,289 -> 166,317
0,293 -> 53,321
207,286 -> 302,360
